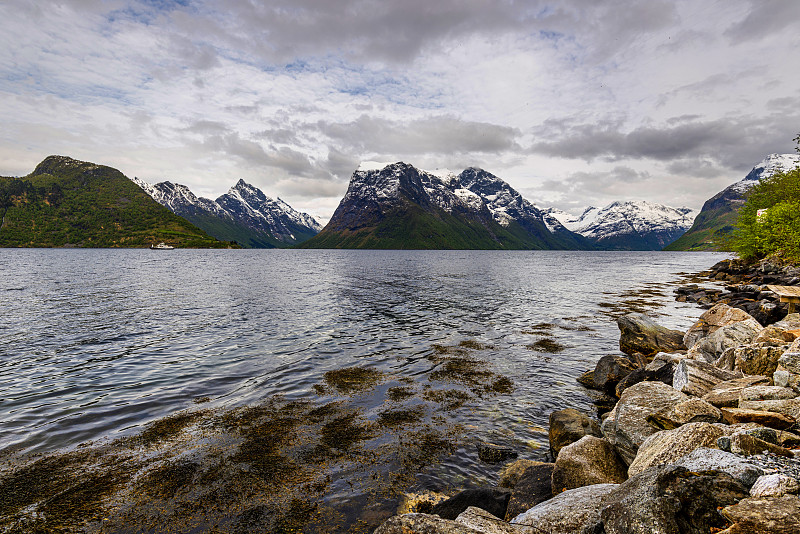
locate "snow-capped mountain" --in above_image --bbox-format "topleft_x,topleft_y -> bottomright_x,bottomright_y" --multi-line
666,153 -> 800,251
132,177 -> 321,248
543,201 -> 697,250
303,162 -> 591,249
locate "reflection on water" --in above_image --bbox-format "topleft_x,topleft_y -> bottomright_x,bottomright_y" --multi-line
1,250 -> 726,483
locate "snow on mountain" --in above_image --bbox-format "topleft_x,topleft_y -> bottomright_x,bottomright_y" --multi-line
730,153 -> 800,194
132,177 -> 321,245
544,201 -> 696,250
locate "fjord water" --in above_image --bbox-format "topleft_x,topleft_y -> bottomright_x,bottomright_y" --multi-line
1,250 -> 725,474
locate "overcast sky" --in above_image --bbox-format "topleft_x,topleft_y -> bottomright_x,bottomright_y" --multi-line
1,0 -> 799,223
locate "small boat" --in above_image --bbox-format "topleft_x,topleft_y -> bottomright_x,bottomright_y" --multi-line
150,242 -> 174,250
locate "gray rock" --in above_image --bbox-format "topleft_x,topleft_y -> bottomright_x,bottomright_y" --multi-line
720,495 -> 800,533
673,359 -> 741,397
740,385 -> 797,402
374,513 -> 484,534
551,436 -> 628,494
692,320 -> 764,363
593,465 -> 749,534
504,463 -> 554,521
548,408 -> 602,457
702,376 -> 772,408
628,422 -> 727,476
617,313 -> 686,357
779,344 -> 800,374
673,447 -> 764,488
510,484 -> 618,534
456,507 -> 525,534
663,398 -> 722,424
684,304 -> 759,348
601,382 -> 688,465
749,474 -> 800,497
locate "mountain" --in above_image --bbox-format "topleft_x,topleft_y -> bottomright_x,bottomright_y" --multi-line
543,201 -> 697,250
665,153 -> 800,251
300,162 -> 592,249
0,156 -> 230,248
133,177 -> 321,248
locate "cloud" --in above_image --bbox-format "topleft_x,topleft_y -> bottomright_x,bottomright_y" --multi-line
724,0 -> 800,42
320,115 -> 521,156
530,113 -> 800,171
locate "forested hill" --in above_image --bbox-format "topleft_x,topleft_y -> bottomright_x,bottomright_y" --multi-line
0,155 -> 232,248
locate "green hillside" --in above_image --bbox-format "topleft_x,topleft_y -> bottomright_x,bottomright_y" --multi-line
662,196 -> 739,252
300,200 -> 541,250
0,156 -> 233,248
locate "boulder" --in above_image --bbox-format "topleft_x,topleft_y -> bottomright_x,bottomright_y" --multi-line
684,303 -> 760,348
503,463 -> 554,521
477,442 -> 518,464
778,340 -> 800,374
498,459 -> 549,489
673,359 -> 741,397
548,408 -> 602,456
509,483 -> 618,534
430,488 -> 511,521
615,361 -> 675,398
673,447 -> 764,488
727,433 -> 795,458
720,495 -> 800,534
617,313 -> 686,357
601,382 -> 688,465
702,376 -> 772,408
456,507 -> 524,534
690,320 -> 763,363
753,324 -> 799,345
373,513 -> 484,534
662,398 -> 722,424
628,422 -> 728,476
734,344 -> 789,376
551,436 -> 627,494
739,385 -> 797,402
737,398 -> 800,421
720,408 -> 796,430
593,355 -> 638,392
577,370 -> 595,388
749,474 -> 800,497
592,465 -> 749,534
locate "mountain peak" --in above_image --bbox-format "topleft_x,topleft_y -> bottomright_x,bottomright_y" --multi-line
32,155 -> 99,177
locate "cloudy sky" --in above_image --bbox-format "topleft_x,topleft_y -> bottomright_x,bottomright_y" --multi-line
1,0 -> 799,223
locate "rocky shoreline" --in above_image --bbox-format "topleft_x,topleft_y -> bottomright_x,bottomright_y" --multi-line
373,257 -> 800,534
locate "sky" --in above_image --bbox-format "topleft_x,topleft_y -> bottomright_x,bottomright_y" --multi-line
1,0 -> 799,224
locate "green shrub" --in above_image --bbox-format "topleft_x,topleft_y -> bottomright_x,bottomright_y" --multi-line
732,166 -> 800,261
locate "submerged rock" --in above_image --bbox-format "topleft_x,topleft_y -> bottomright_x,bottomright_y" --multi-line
477,442 -> 518,464
617,313 -> 686,357
503,463 -> 554,521
430,488 -> 511,521
548,408 -> 602,456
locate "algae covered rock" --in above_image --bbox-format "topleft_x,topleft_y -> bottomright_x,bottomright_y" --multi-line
503,463 -> 554,521
617,313 -> 686,357
548,408 -> 602,457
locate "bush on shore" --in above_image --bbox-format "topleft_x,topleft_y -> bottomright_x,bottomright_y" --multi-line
732,135 -> 800,262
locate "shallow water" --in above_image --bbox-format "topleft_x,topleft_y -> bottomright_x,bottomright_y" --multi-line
0,249 -> 727,490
